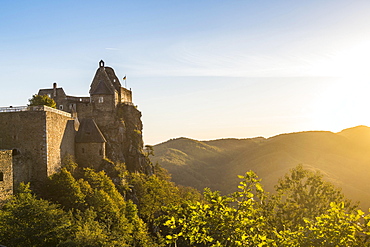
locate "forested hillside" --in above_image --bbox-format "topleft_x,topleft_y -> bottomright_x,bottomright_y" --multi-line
151,125 -> 370,209
2,161 -> 370,246
2,126 -> 370,245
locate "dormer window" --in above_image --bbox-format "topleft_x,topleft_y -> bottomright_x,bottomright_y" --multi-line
98,97 -> 104,103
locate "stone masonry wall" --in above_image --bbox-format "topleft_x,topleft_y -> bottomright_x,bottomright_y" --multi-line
0,106 -> 75,188
0,110 -> 47,185
120,88 -> 132,103
45,110 -> 75,177
75,142 -> 105,167
0,150 -> 13,201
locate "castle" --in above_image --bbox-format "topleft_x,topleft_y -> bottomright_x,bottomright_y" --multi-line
0,60 -> 152,200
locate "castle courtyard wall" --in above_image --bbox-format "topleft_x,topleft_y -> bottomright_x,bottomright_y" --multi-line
0,150 -> 13,201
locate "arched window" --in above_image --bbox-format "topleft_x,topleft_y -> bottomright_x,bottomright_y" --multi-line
0,172 -> 4,181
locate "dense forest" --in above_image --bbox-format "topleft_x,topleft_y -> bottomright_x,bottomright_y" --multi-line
1,155 -> 370,246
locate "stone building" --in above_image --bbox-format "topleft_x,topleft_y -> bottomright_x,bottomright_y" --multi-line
0,60 -> 152,197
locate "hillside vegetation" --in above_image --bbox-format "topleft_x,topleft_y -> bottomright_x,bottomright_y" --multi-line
151,125 -> 370,209
2,153 -> 370,245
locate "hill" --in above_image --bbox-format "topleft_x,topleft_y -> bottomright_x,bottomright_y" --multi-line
151,126 -> 370,209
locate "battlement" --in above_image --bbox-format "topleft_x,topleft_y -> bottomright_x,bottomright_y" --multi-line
0,105 -> 72,118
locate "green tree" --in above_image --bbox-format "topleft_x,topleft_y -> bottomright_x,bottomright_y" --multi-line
126,169 -> 201,239
0,183 -> 72,247
162,171 -> 274,246
46,168 -> 86,210
276,202 -> 370,246
269,165 -> 357,232
28,94 -> 56,108
46,165 -> 155,246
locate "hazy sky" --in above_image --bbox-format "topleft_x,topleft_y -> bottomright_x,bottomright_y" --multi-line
1,1 -> 370,144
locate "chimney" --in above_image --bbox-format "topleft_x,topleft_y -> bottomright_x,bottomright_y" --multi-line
53,82 -> 57,97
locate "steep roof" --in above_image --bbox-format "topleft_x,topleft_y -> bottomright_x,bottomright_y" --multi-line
105,67 -> 122,91
91,80 -> 114,95
90,61 -> 121,95
75,119 -> 107,143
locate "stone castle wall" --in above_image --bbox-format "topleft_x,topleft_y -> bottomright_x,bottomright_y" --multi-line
0,106 -> 75,186
75,142 -> 105,167
120,87 -> 132,103
0,150 -> 13,201
45,110 -> 75,177
0,109 -> 47,185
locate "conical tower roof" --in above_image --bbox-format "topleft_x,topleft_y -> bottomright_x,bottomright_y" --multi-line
75,119 -> 107,143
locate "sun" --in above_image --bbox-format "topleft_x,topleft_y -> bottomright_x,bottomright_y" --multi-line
310,79 -> 370,132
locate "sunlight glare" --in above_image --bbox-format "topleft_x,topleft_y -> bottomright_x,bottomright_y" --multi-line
310,79 -> 370,132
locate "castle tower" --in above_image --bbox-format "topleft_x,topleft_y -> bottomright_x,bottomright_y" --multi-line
75,118 -> 107,167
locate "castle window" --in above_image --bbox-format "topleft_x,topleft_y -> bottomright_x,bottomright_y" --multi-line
59,105 -> 64,110
0,172 -> 3,181
98,97 -> 104,103
82,148 -> 85,153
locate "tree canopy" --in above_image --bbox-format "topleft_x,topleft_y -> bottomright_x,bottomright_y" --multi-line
28,94 -> 56,108
1,163 -> 369,246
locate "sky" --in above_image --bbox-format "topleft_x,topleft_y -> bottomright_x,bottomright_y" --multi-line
1,0 -> 370,144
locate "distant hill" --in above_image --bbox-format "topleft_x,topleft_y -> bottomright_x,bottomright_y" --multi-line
151,126 -> 370,209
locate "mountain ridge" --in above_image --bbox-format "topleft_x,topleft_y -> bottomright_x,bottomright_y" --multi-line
151,125 -> 370,209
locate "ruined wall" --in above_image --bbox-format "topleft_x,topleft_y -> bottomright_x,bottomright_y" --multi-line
0,150 -> 13,201
45,110 -> 75,177
0,109 -> 47,185
0,106 -> 75,187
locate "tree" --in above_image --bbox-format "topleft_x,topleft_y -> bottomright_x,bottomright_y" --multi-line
45,165 -> 155,246
269,165 -> 357,232
0,183 -> 72,247
276,202 -> 370,246
28,94 -> 56,108
162,171 -> 274,246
